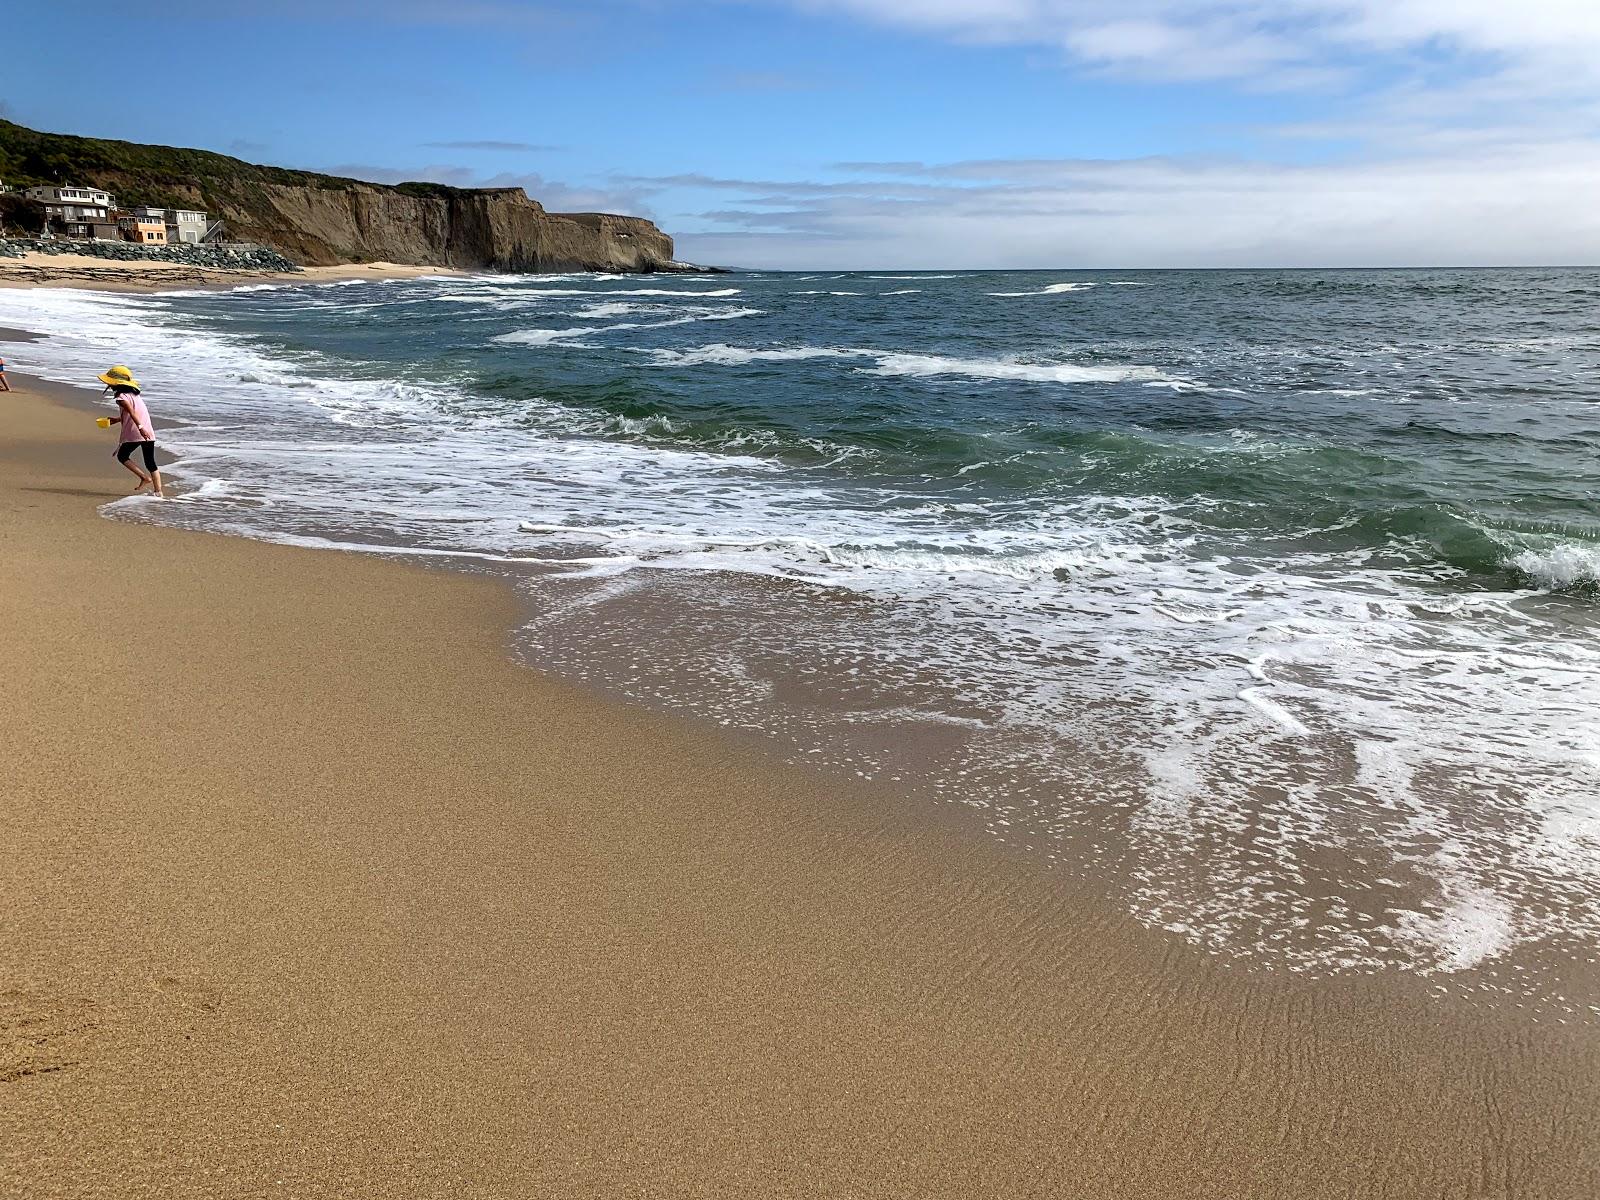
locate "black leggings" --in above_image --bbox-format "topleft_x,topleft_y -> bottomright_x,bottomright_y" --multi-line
116,441 -> 157,472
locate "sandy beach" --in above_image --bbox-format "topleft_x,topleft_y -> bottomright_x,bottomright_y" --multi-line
0,252 -> 461,292
2,349 -> 1598,1197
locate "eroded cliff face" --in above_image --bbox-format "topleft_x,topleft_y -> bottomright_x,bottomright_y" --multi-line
105,178 -> 677,272
229,184 -> 676,272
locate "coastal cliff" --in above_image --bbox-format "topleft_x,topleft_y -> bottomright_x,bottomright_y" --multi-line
0,119 -> 682,273
193,182 -> 677,273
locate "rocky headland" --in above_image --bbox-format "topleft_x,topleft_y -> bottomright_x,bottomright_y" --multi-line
0,119 -> 699,274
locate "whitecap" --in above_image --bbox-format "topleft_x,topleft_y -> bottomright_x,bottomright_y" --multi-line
494,327 -> 594,347
860,351 -> 1172,386
512,286 -> 743,298
987,282 -> 1097,297
496,308 -> 764,348
574,301 -> 658,319
1509,541 -> 1600,589
643,344 -> 853,367
642,343 -> 1171,384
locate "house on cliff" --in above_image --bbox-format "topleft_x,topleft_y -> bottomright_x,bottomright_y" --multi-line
24,183 -> 116,228
118,212 -> 168,244
21,184 -> 121,240
23,183 -> 115,213
13,184 -> 214,246
132,206 -> 211,244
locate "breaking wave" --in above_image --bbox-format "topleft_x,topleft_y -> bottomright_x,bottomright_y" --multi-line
641,342 -> 1174,384
987,282 -> 1098,297
8,266 -> 1600,999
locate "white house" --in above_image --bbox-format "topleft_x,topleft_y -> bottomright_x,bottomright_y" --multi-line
24,184 -> 117,224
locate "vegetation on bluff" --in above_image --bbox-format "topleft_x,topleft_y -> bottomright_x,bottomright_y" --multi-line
0,118 -> 463,211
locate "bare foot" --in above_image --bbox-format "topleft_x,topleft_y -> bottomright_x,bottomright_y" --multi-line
132,477 -> 150,495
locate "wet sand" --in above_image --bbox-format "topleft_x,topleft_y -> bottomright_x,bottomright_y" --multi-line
2,367 -> 1597,1198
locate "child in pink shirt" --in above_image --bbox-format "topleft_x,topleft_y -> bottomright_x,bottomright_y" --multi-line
98,365 -> 163,497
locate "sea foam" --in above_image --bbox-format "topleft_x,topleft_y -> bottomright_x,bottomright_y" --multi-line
9,273 -> 1600,999
1509,541 -> 1600,589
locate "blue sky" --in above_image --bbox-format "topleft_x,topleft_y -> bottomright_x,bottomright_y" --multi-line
6,1 -> 1599,268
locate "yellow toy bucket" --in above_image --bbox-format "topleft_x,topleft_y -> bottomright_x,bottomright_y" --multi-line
96,417 -> 112,428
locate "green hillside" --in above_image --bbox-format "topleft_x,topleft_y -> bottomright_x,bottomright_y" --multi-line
0,119 -> 457,211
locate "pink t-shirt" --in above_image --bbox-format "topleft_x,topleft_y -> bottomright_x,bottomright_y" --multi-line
118,394 -> 154,442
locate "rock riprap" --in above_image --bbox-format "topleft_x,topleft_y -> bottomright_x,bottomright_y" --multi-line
0,237 -> 300,272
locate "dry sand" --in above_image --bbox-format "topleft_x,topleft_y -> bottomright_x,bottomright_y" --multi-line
296,262 -> 466,284
0,252 -> 460,292
2,367 -> 1597,1198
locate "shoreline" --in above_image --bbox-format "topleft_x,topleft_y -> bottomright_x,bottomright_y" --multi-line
0,250 -> 468,293
3,331 -> 1598,1193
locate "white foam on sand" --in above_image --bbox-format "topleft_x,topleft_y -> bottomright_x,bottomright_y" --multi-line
1391,872 -> 1517,973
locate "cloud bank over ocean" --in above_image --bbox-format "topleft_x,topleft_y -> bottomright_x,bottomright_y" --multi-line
661,0 -> 1600,266
665,144 -> 1600,269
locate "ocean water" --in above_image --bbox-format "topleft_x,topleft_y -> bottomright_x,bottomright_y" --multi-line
7,268 -> 1600,998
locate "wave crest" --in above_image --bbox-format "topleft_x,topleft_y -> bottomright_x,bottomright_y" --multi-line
987,282 -> 1097,297
644,343 -> 1174,384
1509,541 -> 1600,590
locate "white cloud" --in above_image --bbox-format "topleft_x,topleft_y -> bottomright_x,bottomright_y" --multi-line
784,0 -> 1600,85
323,164 -> 660,218
671,142 -> 1600,269
659,0 -> 1600,267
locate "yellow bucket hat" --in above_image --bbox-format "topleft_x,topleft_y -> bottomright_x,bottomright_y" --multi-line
97,364 -> 141,390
